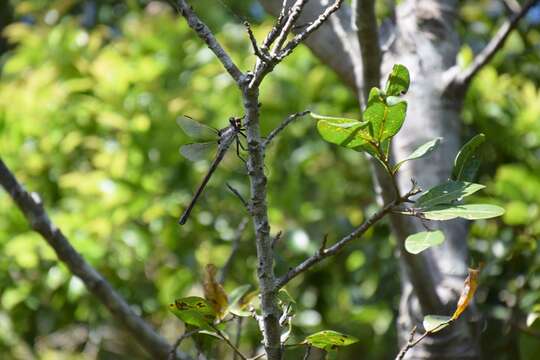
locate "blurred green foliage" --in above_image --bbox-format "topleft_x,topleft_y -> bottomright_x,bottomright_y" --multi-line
0,0 -> 539,359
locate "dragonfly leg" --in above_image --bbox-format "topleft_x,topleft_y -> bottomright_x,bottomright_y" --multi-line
236,137 -> 247,164
237,138 -> 246,151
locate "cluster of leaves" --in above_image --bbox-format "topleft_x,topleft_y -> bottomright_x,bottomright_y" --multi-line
313,64 -> 410,167
312,64 -> 506,338
169,264 -> 359,355
312,65 -> 504,255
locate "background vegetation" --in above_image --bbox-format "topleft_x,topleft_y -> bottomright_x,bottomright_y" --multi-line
0,0 -> 539,358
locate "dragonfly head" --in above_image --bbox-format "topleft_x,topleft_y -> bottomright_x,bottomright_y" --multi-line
229,116 -> 244,130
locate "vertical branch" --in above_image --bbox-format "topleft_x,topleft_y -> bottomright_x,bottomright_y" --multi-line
175,2 -> 345,358
354,0 -> 443,314
242,84 -> 282,359
353,0 -> 381,98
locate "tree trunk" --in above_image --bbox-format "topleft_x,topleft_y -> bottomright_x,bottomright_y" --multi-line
385,1 -> 479,358
259,0 -> 480,358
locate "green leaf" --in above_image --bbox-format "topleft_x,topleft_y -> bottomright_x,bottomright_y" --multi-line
228,289 -> 259,318
277,288 -> 296,304
169,296 -> 216,331
364,87 -> 408,142
310,113 -> 358,123
404,230 -> 445,254
416,181 -> 485,209
385,64 -> 410,96
315,115 -> 372,149
423,315 -> 452,333
452,134 -> 485,181
393,138 -> 441,172
280,318 -> 293,344
421,204 -> 505,221
303,330 -> 359,351
278,288 -> 297,316
227,284 -> 251,314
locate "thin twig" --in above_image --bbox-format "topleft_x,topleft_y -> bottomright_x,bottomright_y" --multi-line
233,317 -> 244,360
503,0 -> 522,14
447,0 -> 539,91
395,321 -> 452,360
262,110 -> 310,149
275,199 -> 397,289
262,0 -> 290,49
272,0 -> 309,53
271,230 -> 283,250
226,183 -> 249,210
278,0 -> 345,60
169,329 -> 200,360
244,21 -> 272,62
219,218 -> 249,284
248,353 -> 266,360
318,234 -> 329,255
275,183 -> 420,289
302,345 -> 312,360
173,0 -> 244,83
0,159 -> 185,359
211,325 -> 248,360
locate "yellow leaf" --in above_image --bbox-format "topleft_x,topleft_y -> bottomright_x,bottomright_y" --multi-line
202,264 -> 228,319
451,267 -> 481,321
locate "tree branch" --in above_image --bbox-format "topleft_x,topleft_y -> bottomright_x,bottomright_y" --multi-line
262,0 -> 291,49
174,0 -> 244,83
211,325 -> 248,360
275,199 -> 397,289
169,330 -> 200,360
226,183 -> 250,211
259,0 -> 358,90
174,2 -> 346,358
262,110 -> 310,149
278,0 -> 345,60
272,0 -> 309,53
395,326 -> 432,360
353,0 -> 381,98
242,86 -> 282,359
0,159 -> 185,360
244,21 -> 272,63
446,0 -> 539,92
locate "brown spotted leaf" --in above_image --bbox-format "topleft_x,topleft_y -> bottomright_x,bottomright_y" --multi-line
451,267 -> 480,320
202,264 -> 228,319
169,296 -> 216,331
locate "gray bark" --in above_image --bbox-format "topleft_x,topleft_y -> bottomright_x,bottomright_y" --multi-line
259,0 -> 484,358
387,1 -> 478,357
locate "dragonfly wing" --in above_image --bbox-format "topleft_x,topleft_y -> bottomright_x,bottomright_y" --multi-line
180,142 -> 216,162
177,115 -> 218,141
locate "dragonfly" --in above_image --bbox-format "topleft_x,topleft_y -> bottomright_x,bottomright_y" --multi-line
177,115 -> 246,225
